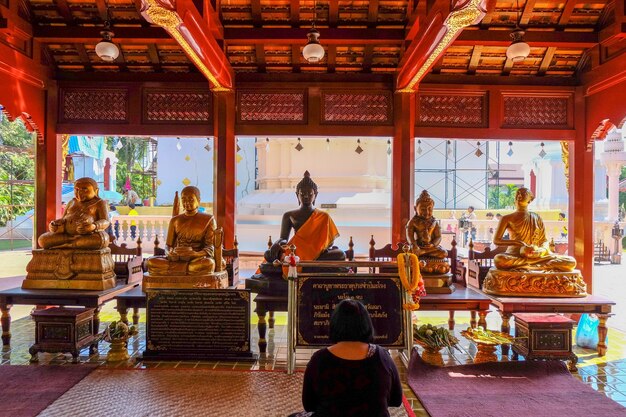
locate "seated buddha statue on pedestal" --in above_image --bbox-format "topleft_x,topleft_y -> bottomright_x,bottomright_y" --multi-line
482,187 -> 586,297
405,190 -> 453,293
248,171 -> 345,295
23,177 -> 116,290
144,186 -> 227,290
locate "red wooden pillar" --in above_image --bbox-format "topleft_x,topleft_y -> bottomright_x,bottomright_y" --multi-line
36,83 -> 62,245
569,88 -> 594,292
391,93 -> 416,244
213,91 -> 236,248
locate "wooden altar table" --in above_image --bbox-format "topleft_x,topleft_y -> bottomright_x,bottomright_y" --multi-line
114,285 -> 145,325
486,293 -> 615,356
253,286 -> 492,354
0,283 -> 138,352
418,287 -> 492,330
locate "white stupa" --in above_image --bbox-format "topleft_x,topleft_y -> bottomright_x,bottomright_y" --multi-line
600,127 -> 626,222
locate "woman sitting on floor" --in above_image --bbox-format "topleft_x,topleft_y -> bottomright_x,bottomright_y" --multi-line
293,299 -> 403,417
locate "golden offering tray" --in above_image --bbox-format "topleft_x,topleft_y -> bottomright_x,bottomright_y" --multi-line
461,329 -> 514,364
413,339 -> 446,366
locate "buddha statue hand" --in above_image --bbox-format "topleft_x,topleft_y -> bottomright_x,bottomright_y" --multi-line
268,239 -> 288,261
49,219 -> 65,233
168,246 -> 199,262
520,244 -> 548,259
75,221 -> 97,234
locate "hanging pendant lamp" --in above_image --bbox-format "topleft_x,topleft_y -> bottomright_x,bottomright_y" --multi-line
506,0 -> 530,62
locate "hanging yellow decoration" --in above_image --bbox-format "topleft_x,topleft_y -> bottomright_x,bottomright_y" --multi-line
397,246 -> 426,311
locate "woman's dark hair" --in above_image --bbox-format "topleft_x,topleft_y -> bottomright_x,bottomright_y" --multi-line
329,299 -> 374,343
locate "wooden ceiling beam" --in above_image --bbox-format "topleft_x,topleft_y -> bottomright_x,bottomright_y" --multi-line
291,44 -> 301,72
290,0 -> 300,28
422,73 -> 578,86
367,0 -> 379,28
74,43 -> 92,71
467,45 -> 483,74
328,1 -> 339,28
502,56 -> 514,75
224,27 -> 404,43
538,46 -> 556,75
147,43 -> 162,72
327,45 -> 336,73
519,0 -> 536,26
455,29 -> 597,47
55,0 -> 75,24
255,44 -> 266,72
251,0 -> 262,28
362,45 -> 374,72
557,0 -> 577,28
34,26 -> 173,43
54,71 -> 206,82
95,0 -> 109,22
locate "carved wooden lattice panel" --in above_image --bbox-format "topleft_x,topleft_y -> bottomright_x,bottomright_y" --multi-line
61,89 -> 128,122
322,91 -> 392,124
418,94 -> 487,127
503,96 -> 568,127
238,91 -> 306,123
144,90 -> 211,123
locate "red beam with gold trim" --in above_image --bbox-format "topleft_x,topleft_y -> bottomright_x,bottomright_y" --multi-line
139,0 -> 234,91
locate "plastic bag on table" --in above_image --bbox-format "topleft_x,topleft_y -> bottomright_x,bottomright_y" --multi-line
575,313 -> 604,349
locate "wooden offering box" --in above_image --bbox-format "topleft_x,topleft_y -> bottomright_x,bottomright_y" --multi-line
512,313 -> 577,371
29,307 -> 95,363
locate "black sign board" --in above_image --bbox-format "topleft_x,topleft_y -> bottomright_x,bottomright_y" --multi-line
296,276 -> 405,348
144,289 -> 255,360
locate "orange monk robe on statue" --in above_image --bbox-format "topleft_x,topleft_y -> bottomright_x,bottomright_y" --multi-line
288,209 -> 340,261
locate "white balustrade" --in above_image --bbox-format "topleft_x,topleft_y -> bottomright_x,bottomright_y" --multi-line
109,215 -> 626,257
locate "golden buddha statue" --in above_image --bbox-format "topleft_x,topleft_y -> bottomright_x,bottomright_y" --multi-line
23,177 -> 116,290
146,186 -> 223,276
404,190 -> 452,289
38,177 -> 110,250
483,187 -> 586,297
406,190 -> 447,259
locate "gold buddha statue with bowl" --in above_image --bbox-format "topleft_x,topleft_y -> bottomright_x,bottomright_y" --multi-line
143,186 -> 227,290
482,188 -> 586,297
23,177 -> 116,290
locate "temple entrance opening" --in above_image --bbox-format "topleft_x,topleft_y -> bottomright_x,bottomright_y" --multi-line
0,107 -> 36,250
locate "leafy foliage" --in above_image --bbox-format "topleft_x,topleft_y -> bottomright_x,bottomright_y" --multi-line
488,184 -> 518,209
0,116 -> 35,226
104,137 -> 155,202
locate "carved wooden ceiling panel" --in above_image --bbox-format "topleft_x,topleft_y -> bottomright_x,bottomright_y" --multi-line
21,0 -> 618,81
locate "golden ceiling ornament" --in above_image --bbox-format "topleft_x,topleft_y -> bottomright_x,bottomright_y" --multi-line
398,0 -> 486,93
182,177 -> 191,186
185,155 -> 191,161
143,0 -> 230,92
560,141 -> 570,192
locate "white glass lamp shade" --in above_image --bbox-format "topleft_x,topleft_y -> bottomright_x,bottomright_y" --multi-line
506,40 -> 530,62
302,28 -> 325,63
506,28 -> 530,62
95,39 -> 119,62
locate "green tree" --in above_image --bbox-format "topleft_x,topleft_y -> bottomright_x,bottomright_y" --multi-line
0,116 -> 35,226
488,184 -> 518,209
104,137 -> 155,201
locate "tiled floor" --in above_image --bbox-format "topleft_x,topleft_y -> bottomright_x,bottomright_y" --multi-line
3,307 -> 626,415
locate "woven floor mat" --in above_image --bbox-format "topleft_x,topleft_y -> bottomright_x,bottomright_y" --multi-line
39,368 -> 410,417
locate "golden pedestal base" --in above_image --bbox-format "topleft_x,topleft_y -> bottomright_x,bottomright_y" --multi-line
474,343 -> 498,364
106,338 -> 130,362
420,257 -> 451,275
423,272 -> 455,294
22,248 -> 116,291
482,268 -> 587,298
142,271 -> 229,291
